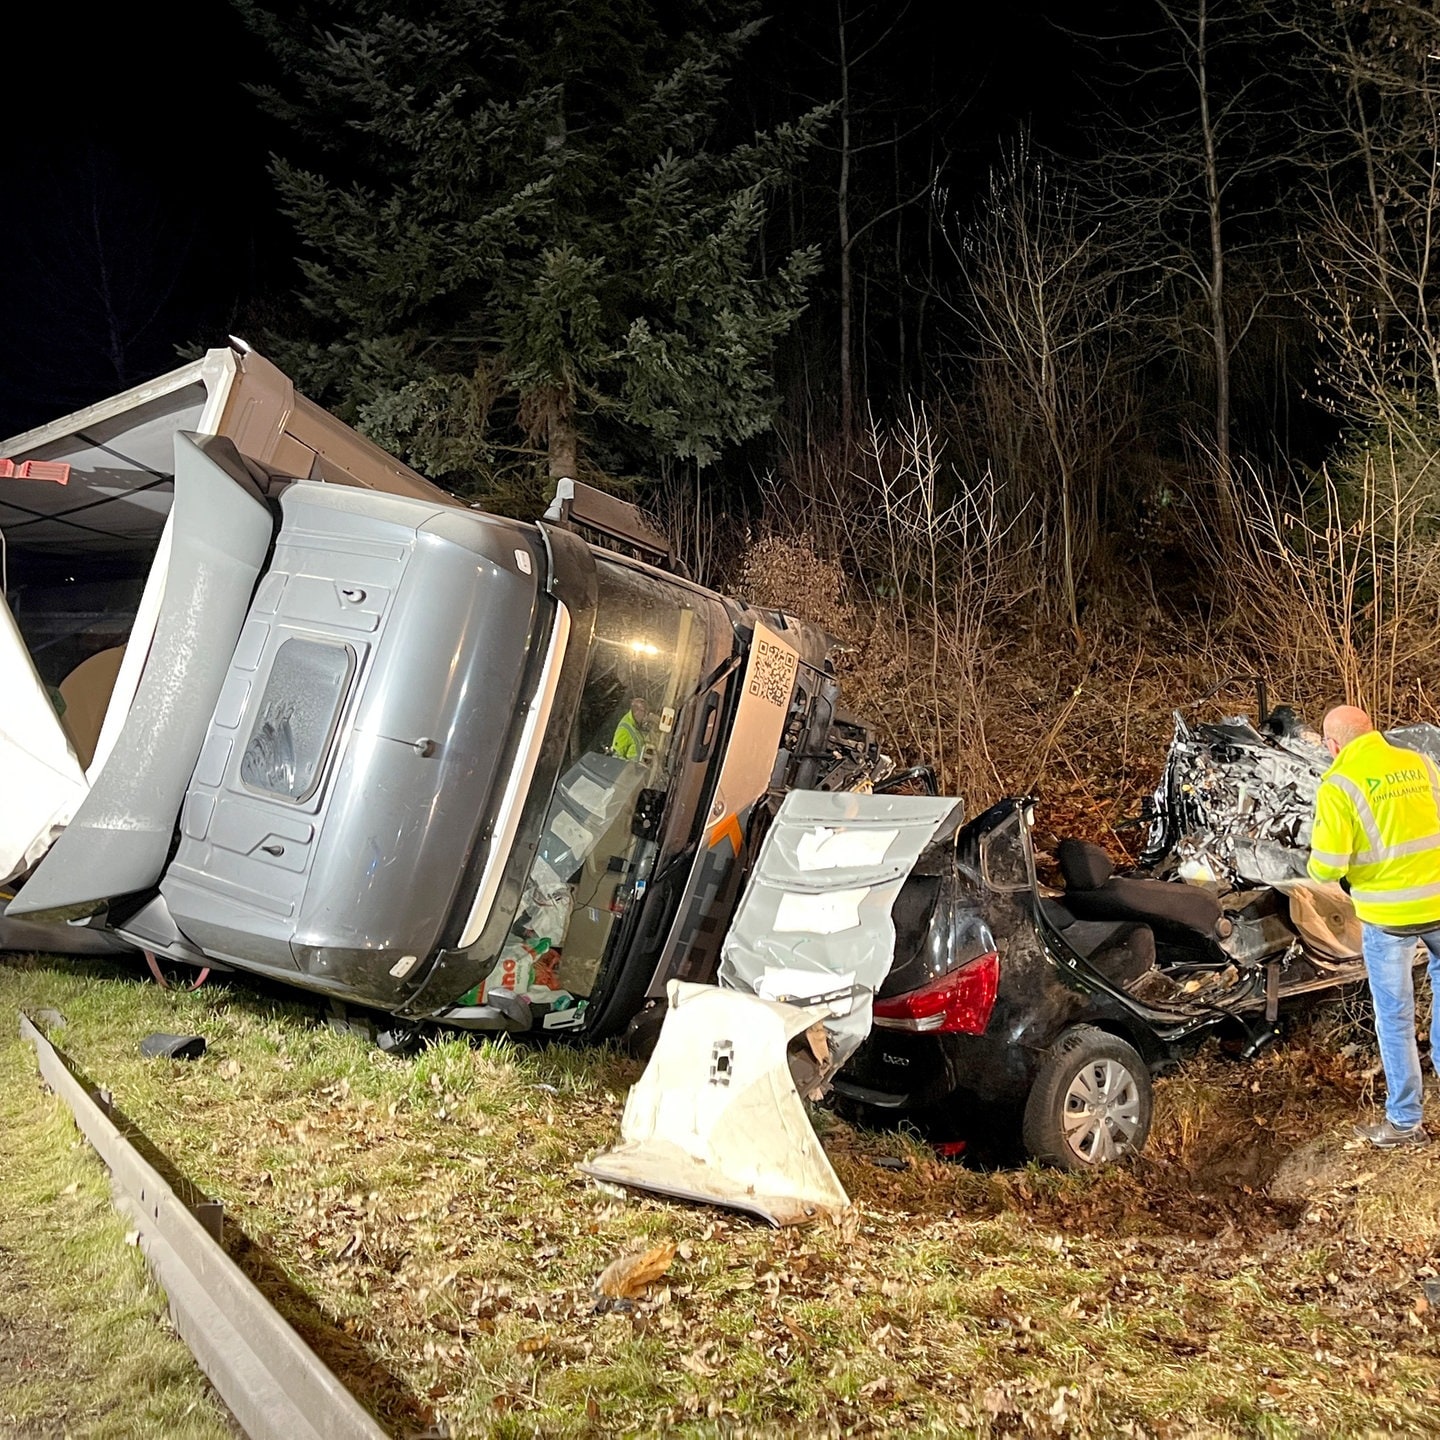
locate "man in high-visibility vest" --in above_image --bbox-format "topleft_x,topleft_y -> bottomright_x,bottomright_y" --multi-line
612,697 -> 650,762
1308,704 -> 1440,1147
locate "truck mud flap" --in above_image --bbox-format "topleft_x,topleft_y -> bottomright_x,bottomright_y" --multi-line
10,434 -> 273,921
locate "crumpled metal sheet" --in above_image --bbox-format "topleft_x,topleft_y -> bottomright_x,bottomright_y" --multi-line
580,981 -> 851,1226
1156,716 -> 1327,886
717,790 -> 962,1082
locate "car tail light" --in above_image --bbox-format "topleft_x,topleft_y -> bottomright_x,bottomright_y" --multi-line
872,951 -> 999,1034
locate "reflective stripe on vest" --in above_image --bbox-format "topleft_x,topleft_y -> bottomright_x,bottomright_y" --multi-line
1350,878 -> 1440,905
1319,760 -> 1440,858
1324,770 -> 1440,864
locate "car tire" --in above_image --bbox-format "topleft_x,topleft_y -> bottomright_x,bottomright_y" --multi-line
1022,1025 -> 1152,1170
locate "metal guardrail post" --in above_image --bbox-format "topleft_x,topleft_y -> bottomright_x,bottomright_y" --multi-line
19,1012 -> 389,1440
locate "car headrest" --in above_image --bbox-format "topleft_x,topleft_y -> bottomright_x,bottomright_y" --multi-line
1057,839 -> 1114,891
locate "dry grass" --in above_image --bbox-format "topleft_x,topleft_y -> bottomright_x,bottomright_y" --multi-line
730,522 -> 1292,876
1212,456 -> 1440,728
3,950 -> 1439,1439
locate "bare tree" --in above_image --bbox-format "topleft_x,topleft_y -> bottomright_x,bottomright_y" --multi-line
946,138 -> 1137,637
829,2 -> 954,442
1081,0 -> 1301,526
1291,0 -> 1440,473
765,1 -> 959,444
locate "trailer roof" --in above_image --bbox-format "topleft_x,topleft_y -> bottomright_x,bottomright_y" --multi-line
0,356 -> 224,555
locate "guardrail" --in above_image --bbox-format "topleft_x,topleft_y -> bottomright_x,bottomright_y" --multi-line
19,1012 -> 389,1440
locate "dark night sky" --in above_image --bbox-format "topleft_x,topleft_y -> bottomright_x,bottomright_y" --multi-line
0,0 -> 1100,441
0,2 -> 274,437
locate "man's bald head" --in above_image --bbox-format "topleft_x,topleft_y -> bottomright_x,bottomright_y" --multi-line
1322,705 -> 1373,754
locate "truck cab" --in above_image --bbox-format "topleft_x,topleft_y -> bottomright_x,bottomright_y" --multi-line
1,344 -> 881,1037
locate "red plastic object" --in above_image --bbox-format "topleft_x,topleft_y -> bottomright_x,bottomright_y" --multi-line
0,458 -> 71,484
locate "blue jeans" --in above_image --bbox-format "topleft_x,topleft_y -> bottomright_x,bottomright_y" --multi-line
1360,923 -> 1440,1130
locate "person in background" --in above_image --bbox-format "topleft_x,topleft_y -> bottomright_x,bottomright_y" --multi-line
612,697 -> 650,761
1307,704 -> 1440,1147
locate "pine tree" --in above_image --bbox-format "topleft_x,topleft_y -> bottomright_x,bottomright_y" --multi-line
236,0 -> 827,498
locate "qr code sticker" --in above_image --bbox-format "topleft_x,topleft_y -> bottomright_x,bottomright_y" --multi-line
748,637 -> 796,707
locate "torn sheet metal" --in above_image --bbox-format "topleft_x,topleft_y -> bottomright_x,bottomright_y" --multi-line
584,791 -> 962,1224
1143,713 -> 1327,887
1143,711 -> 1440,892
580,980 -> 850,1226
718,790 -> 962,1080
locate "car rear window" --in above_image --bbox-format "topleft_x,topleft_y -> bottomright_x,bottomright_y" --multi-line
240,637 -> 354,802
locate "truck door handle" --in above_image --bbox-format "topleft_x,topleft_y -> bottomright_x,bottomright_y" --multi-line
691,693 -> 720,763
260,843 -> 285,856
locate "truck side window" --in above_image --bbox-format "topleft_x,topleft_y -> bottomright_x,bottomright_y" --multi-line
239,638 -> 354,802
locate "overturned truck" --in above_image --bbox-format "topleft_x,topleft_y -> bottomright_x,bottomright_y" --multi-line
0,342 -> 886,1041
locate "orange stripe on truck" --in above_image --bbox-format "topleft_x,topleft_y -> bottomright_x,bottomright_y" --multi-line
708,813 -> 743,852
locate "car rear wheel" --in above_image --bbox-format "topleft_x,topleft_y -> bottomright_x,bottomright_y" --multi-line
1022,1026 -> 1152,1169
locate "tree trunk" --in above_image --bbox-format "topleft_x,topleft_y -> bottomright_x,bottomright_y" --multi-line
1196,0 -> 1234,533
545,390 -> 579,480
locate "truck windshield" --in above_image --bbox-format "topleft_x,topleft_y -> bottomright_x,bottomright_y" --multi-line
489,557 -> 711,1016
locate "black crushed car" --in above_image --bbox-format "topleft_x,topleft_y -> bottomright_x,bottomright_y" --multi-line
835,699 -> 1439,1169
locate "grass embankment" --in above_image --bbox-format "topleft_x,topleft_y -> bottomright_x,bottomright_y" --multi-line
2,950 -> 1438,1439
0,967 -> 236,1438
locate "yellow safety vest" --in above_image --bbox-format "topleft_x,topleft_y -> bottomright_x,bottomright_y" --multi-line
612,711 -> 644,761
1307,731 -> 1440,926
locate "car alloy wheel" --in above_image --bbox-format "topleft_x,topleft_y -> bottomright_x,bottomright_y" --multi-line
1022,1025 -> 1153,1170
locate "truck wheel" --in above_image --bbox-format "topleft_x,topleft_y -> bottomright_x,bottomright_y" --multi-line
1022,1026 -> 1152,1170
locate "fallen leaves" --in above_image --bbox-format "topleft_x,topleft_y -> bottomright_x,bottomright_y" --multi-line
679,1343 -> 719,1378
20,960 -> 1440,1440
596,1241 -> 676,1301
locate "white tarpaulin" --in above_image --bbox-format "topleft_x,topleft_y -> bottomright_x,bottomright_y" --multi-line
1,595 -> 88,884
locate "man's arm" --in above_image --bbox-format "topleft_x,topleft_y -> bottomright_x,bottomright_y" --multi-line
1307,778 -> 1356,882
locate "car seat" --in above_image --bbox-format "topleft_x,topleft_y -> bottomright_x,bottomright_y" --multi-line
1039,898 -> 1157,987
1056,839 -> 1227,944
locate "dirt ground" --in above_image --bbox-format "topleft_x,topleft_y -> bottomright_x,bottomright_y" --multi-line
0,1245 -> 77,1438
